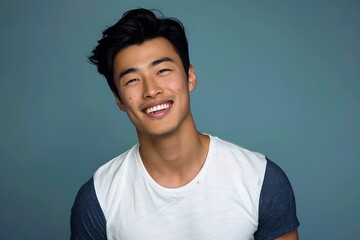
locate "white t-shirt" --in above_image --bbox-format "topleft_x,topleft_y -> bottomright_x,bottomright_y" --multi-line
94,136 -> 267,240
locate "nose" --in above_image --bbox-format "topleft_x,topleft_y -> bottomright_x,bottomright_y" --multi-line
142,76 -> 162,99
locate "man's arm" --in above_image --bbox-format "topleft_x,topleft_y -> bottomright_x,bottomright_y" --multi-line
275,229 -> 299,240
70,178 -> 107,240
254,159 -> 300,240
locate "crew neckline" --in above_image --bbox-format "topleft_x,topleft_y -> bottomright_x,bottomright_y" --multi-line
135,135 -> 215,195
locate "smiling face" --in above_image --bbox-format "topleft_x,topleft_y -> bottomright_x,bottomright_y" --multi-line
112,37 -> 197,138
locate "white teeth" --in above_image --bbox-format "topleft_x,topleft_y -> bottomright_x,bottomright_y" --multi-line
146,103 -> 170,114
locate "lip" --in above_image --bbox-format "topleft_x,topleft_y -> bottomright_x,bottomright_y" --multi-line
142,100 -> 173,118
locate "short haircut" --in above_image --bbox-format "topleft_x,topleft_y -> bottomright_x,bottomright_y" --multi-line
89,8 -> 190,98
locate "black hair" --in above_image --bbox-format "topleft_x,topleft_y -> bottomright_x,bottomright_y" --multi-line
88,8 -> 190,98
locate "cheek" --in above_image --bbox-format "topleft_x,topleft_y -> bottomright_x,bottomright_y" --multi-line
168,76 -> 187,91
126,95 -> 137,105
120,89 -> 138,105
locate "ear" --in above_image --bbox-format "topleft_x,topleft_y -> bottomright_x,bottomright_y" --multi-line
187,65 -> 197,92
114,92 -> 127,112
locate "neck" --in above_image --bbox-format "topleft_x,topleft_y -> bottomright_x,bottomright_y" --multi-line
137,117 -> 210,188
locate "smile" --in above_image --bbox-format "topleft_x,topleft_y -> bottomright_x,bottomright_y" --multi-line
145,102 -> 172,114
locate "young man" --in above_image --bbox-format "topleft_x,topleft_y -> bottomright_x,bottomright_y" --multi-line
71,8 -> 300,240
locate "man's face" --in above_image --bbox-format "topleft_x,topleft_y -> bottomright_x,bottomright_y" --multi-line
112,37 -> 196,138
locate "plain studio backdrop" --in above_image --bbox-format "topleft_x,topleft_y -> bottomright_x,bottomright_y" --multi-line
0,1 -> 359,239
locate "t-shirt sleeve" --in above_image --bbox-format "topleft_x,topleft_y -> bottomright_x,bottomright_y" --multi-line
70,178 -> 107,240
254,158 -> 300,240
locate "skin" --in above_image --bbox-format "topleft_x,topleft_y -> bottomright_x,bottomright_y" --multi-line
276,229 -> 299,240
113,37 -> 209,188
112,37 -> 298,239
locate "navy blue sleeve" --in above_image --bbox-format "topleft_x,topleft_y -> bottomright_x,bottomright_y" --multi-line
254,158 -> 300,240
70,178 -> 107,240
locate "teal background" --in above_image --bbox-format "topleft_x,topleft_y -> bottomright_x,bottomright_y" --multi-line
1,1 -> 359,239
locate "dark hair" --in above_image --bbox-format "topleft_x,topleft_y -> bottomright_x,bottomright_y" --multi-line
88,8 -> 190,98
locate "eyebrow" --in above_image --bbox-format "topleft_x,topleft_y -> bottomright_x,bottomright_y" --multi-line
150,57 -> 174,67
119,57 -> 175,80
119,67 -> 137,79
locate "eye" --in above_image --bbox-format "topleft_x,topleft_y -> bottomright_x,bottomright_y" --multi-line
125,78 -> 139,85
157,68 -> 171,75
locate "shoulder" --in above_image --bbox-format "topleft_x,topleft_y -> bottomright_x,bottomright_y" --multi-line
94,144 -> 139,181
210,136 -> 267,176
93,144 -> 139,195
255,158 -> 300,239
71,144 -> 139,239
263,159 -> 292,189
70,178 -> 107,239
211,136 -> 264,157
93,144 -> 139,218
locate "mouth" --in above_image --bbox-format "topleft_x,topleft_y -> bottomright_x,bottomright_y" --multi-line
144,101 -> 173,114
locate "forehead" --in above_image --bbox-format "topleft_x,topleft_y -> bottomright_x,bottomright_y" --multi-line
113,37 -> 180,70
